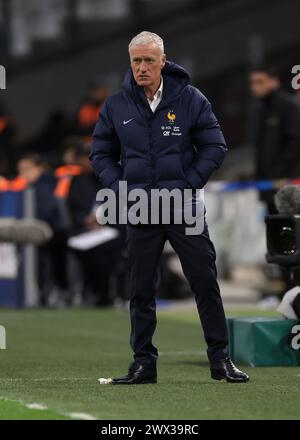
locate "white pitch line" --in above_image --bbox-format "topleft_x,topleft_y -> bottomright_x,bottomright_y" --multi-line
25,403 -> 48,410
1,397 -> 97,421
67,412 -> 97,420
25,403 -> 97,420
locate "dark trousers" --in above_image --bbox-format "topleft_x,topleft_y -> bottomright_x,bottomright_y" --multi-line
126,218 -> 229,366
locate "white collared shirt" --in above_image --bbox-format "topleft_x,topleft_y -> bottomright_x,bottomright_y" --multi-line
147,77 -> 163,112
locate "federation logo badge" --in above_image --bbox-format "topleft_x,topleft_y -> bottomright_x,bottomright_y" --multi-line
167,111 -> 176,123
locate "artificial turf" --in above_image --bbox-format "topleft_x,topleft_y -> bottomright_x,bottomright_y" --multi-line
0,307 -> 299,420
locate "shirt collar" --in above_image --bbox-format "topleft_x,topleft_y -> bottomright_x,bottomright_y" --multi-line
154,76 -> 163,100
148,76 -> 163,102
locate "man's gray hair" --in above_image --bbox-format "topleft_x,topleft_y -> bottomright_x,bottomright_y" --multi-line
128,31 -> 164,53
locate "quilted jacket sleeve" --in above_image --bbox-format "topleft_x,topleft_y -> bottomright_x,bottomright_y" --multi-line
185,89 -> 228,190
89,99 -> 122,193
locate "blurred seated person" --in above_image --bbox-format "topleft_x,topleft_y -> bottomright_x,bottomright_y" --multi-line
61,136 -> 88,166
54,137 -> 86,201
17,153 -> 70,306
67,143 -> 126,306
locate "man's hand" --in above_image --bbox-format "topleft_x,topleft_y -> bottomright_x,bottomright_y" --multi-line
83,212 -> 101,230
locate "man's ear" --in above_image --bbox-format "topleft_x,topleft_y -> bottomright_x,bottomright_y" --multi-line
161,54 -> 166,69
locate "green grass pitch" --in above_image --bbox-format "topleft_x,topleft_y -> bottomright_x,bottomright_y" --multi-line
0,307 -> 300,420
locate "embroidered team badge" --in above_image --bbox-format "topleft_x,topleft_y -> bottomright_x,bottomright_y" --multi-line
167,111 -> 176,123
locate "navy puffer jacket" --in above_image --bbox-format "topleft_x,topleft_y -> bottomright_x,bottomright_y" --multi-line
90,61 -> 227,193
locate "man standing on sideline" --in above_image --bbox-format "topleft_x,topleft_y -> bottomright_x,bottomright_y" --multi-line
90,31 -> 249,384
249,65 -> 300,214
248,66 -> 300,298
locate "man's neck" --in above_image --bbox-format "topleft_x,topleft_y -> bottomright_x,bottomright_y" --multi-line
144,77 -> 162,101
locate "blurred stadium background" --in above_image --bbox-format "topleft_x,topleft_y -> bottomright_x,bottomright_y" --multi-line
1,0 -> 300,420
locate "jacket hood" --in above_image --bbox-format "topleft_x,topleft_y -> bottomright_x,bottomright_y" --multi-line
122,61 -> 190,106
161,60 -> 190,83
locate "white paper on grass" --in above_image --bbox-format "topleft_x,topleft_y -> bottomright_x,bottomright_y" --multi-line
67,227 -> 119,251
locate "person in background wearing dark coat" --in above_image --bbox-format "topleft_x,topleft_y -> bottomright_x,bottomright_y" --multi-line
249,66 -> 300,297
90,31 -> 249,385
249,65 -> 300,213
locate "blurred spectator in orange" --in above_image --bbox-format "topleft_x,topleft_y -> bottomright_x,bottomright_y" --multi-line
74,79 -> 108,137
54,137 -> 85,200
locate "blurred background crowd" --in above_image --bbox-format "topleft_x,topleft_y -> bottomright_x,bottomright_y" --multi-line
0,0 -> 300,309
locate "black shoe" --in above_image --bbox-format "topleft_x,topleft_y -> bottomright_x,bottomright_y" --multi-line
210,357 -> 250,383
112,361 -> 157,385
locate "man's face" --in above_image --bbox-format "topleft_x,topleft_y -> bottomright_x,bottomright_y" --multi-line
130,43 -> 166,87
249,72 -> 280,98
18,159 -> 43,184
